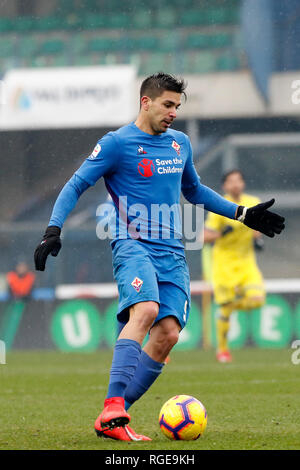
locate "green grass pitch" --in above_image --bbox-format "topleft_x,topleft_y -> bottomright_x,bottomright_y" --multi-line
0,348 -> 299,450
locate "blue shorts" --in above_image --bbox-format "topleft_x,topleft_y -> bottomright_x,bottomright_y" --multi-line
112,239 -> 191,330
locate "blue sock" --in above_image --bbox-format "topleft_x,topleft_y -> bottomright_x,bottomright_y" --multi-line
124,351 -> 164,410
107,339 -> 141,399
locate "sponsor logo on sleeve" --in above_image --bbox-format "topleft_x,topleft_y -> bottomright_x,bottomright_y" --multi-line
88,143 -> 101,160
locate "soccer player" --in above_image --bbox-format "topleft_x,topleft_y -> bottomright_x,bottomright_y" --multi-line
34,73 -> 285,441
204,170 -> 266,363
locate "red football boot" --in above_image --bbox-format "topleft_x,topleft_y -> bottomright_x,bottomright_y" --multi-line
95,420 -> 151,441
124,425 -> 152,441
98,397 -> 131,430
216,350 -> 233,363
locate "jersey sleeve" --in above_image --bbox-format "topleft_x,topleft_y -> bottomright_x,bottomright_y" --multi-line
48,174 -> 90,228
181,136 -> 202,194
48,132 -> 118,229
181,136 -> 238,220
75,131 -> 119,186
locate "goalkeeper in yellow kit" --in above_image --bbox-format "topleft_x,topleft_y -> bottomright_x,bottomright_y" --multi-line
204,169 -> 265,363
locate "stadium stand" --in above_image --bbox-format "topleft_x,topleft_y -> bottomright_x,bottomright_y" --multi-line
0,0 -> 243,76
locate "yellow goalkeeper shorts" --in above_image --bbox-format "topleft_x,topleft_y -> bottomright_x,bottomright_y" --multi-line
213,262 -> 265,306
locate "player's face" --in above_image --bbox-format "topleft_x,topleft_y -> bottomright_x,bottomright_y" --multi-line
146,91 -> 182,134
223,172 -> 245,199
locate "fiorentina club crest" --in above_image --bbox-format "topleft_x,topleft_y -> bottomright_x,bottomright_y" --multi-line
172,140 -> 180,156
131,277 -> 143,292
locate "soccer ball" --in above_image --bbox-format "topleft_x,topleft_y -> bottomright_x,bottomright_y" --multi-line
159,395 -> 207,440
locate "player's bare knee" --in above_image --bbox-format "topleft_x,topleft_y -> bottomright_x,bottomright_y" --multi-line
157,325 -> 180,348
141,301 -> 159,323
165,328 -> 179,348
131,301 -> 159,329
153,330 -> 179,359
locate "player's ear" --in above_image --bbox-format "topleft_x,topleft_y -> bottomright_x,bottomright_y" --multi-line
141,95 -> 151,111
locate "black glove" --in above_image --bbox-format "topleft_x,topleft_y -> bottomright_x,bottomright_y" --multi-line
34,226 -> 62,271
221,225 -> 234,237
236,199 -> 285,238
254,237 -> 265,251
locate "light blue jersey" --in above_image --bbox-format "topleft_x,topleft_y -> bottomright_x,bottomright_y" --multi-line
48,122 -> 238,326
49,122 -> 237,254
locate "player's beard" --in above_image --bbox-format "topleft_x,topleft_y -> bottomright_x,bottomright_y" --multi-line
158,119 -> 171,134
151,122 -> 166,135
149,117 -> 171,134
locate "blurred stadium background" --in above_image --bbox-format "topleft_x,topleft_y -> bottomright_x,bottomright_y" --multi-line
0,0 -> 299,352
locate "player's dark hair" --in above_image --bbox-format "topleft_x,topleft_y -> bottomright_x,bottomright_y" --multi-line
222,169 -> 245,184
140,72 -> 187,104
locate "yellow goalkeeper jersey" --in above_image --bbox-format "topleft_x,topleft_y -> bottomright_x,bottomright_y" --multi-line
205,193 -> 260,267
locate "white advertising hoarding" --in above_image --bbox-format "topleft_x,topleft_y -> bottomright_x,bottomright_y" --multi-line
1,66 -> 300,128
0,65 -> 137,130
